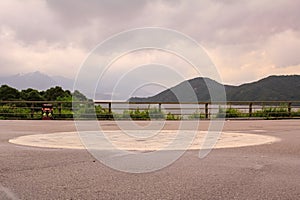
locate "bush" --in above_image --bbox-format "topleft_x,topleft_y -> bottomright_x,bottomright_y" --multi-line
116,106 -> 165,120
189,110 -> 205,119
53,109 -> 73,119
253,104 -> 290,118
95,105 -> 113,120
291,109 -> 300,117
129,108 -> 150,120
216,107 -> 244,118
166,112 -> 181,120
149,107 -> 164,119
0,105 -> 31,119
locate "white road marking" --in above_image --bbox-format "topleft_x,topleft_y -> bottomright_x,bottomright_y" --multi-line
9,130 -> 280,151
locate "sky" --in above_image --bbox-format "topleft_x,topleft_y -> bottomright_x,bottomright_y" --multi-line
0,0 -> 300,96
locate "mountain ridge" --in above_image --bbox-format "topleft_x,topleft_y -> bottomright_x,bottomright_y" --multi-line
1,72 -> 299,101
0,71 -> 74,91
130,75 -> 300,102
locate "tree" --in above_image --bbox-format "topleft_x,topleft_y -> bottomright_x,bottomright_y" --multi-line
0,85 -> 20,100
72,90 -> 88,101
43,86 -> 71,101
21,88 -> 45,101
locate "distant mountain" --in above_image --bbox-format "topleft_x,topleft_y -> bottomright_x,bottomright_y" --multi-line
0,71 -> 157,100
226,75 -> 300,101
2,72 -> 300,101
51,75 -> 74,90
0,71 -> 74,91
129,75 -> 300,102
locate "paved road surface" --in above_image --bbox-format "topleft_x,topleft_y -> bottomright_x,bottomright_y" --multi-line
0,120 -> 299,199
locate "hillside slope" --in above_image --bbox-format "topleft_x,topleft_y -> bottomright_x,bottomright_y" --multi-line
0,71 -> 74,90
130,75 -> 300,102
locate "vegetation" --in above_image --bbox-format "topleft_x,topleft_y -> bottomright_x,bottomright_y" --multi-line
0,85 -> 72,101
130,75 -> 300,102
215,104 -> 300,119
1,84 -> 300,120
217,107 -> 244,118
188,110 -> 205,119
0,84 -> 88,120
166,112 -> 181,120
292,109 -> 300,117
95,105 -> 113,120
0,105 -> 31,120
252,104 -> 290,118
115,107 -> 165,120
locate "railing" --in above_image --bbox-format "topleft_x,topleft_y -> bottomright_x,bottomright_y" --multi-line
94,101 -> 300,119
0,100 -> 300,120
0,101 -> 72,120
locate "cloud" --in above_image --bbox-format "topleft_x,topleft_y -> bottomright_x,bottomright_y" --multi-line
0,0 -> 64,44
0,26 -> 86,77
0,0 -> 299,88
265,30 -> 300,67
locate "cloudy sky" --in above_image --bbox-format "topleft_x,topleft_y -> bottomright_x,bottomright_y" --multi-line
1,0 -> 300,92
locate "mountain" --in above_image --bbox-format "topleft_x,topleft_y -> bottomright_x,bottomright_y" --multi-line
226,75 -> 300,101
2,72 -> 300,101
129,75 -> 300,102
0,71 -> 154,100
51,75 -> 74,90
0,71 -> 74,91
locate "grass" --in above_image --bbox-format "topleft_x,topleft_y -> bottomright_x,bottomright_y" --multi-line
116,107 -> 165,120
166,112 -> 182,120
188,110 -> 206,119
216,107 -> 245,118
252,104 -> 291,118
215,104 -> 297,119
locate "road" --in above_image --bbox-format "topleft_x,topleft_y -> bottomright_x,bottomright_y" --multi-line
0,120 -> 299,199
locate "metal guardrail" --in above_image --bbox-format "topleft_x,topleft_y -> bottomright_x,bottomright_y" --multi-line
0,100 -> 300,120
94,101 -> 300,119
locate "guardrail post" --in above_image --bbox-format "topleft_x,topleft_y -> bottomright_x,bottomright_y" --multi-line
249,103 -> 253,117
205,103 -> 209,119
108,102 -> 112,114
58,102 -> 62,117
31,103 -> 34,119
288,102 -> 292,117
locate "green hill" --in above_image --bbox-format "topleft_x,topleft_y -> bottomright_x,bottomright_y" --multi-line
129,75 -> 300,102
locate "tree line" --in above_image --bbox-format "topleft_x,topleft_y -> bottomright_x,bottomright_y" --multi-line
0,85 -> 88,102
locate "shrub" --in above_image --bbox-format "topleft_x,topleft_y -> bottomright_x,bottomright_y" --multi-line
216,107 -> 244,118
117,106 -> 165,120
166,112 -> 181,120
189,110 -> 205,119
253,104 -> 290,118
292,109 -> 300,117
0,105 -> 31,119
148,107 -> 164,119
95,105 -> 113,120
129,108 -> 150,120
53,109 -> 73,119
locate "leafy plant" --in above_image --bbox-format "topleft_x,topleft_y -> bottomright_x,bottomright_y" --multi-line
95,105 -> 113,120
292,109 -> 300,117
253,104 -> 290,118
189,110 -> 205,119
148,107 -> 164,119
166,112 -> 181,120
0,105 -> 31,119
116,106 -> 165,120
216,107 -> 244,118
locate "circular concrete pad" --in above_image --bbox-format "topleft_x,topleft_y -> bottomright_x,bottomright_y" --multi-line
9,130 -> 279,151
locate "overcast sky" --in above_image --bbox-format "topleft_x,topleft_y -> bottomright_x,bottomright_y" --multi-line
1,0 -> 300,87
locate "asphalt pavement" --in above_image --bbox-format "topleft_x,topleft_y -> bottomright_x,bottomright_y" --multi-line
0,120 -> 299,199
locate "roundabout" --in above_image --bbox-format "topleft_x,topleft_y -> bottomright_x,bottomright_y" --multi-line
9,130 -> 279,151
